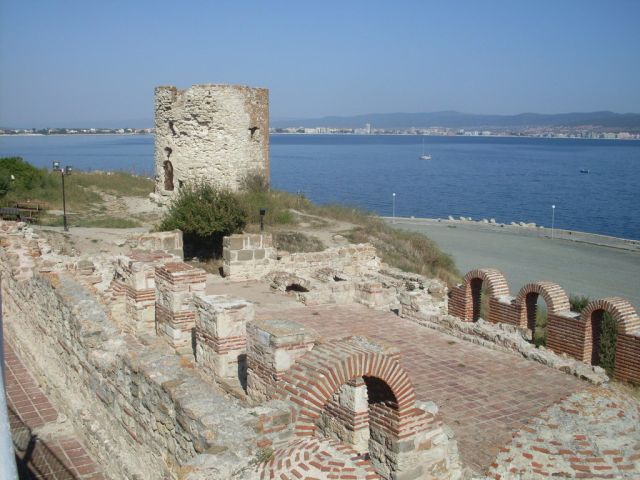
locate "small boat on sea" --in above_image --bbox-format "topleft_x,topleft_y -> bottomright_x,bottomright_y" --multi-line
419,139 -> 431,160
580,169 -> 590,174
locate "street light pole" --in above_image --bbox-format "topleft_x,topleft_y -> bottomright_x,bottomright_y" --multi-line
61,171 -> 68,231
53,162 -> 72,232
551,204 -> 556,240
392,192 -> 396,224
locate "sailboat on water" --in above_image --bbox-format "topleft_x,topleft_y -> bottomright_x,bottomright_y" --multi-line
419,138 -> 432,160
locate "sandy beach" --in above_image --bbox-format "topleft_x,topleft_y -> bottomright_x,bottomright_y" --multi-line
387,217 -> 640,309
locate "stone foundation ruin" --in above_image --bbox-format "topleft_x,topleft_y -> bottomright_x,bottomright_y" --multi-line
2,220 -> 639,478
152,84 -> 269,205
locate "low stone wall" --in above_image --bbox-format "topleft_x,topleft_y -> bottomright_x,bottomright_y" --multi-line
222,233 -> 379,281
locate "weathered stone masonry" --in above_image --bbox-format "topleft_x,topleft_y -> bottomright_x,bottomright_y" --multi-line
152,84 -> 269,204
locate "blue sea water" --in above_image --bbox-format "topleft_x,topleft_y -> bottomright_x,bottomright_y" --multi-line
1,134 -> 639,240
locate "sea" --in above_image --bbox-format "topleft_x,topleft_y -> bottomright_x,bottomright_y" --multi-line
1,134 -> 639,240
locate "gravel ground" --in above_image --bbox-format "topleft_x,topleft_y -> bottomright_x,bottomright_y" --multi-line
388,217 -> 640,310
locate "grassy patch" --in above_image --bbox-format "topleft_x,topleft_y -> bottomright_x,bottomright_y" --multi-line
77,216 -> 142,228
273,231 -> 325,253
1,157 -> 153,211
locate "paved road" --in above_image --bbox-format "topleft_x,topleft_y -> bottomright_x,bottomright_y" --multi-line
389,218 -> 640,310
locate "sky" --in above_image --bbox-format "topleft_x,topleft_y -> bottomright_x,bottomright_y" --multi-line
1,0 -> 639,127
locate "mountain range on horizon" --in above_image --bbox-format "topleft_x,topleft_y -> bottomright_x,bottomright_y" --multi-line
4,110 -> 640,131
271,110 -> 640,130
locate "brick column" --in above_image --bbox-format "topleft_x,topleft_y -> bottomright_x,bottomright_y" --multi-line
246,319 -> 317,402
546,311 -> 589,362
614,333 -> 640,384
155,262 -> 206,354
193,294 -> 254,385
448,284 -> 472,321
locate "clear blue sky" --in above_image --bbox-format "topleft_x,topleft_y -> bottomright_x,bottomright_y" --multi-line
1,0 -> 639,127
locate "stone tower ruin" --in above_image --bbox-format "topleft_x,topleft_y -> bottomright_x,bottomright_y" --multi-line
152,84 -> 269,204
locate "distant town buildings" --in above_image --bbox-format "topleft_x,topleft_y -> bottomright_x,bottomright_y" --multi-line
1,124 -> 639,140
269,124 -> 640,140
0,127 -> 154,135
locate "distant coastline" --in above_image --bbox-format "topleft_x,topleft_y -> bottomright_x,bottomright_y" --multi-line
2,132 -> 639,141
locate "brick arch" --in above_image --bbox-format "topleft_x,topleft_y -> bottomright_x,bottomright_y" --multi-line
580,297 -> 640,335
463,268 -> 511,298
279,337 -> 417,437
515,282 -> 571,314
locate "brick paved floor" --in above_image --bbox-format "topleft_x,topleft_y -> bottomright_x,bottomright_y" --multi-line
259,303 -> 588,473
4,341 -> 104,479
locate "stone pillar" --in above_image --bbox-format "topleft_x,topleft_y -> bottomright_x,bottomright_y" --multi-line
222,233 -> 276,280
193,294 -> 254,385
246,319 -> 316,402
317,378 -> 370,453
109,251 -> 175,332
155,262 -> 206,354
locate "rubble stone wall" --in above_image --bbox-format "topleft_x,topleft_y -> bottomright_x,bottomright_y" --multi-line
0,224 -> 293,480
153,84 -> 269,204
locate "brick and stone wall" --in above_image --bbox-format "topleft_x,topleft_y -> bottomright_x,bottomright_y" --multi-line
246,319 -> 317,403
0,224 -> 296,479
109,250 -> 175,333
193,294 -> 254,386
449,267 -> 640,384
155,262 -> 207,354
152,84 -> 269,204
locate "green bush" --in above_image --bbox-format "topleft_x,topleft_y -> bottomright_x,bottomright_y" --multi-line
0,157 -> 55,198
570,294 -> 617,376
159,183 -> 247,259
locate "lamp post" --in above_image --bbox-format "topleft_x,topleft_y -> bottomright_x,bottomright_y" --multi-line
551,204 -> 556,240
392,192 -> 396,224
53,162 -> 72,231
259,208 -> 266,232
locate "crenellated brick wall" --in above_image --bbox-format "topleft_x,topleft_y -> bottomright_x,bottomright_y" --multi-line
450,268 -> 640,384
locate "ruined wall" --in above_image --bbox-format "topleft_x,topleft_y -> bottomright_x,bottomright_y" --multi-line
0,223 -> 294,479
222,233 -> 448,317
153,84 -> 269,204
447,267 -> 640,384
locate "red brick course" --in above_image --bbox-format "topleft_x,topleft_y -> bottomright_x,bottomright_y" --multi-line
4,341 -> 104,479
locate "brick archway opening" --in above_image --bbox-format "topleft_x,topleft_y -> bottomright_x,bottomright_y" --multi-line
314,374 -> 405,478
524,292 -> 550,346
470,277 -> 483,322
587,308 -> 619,374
